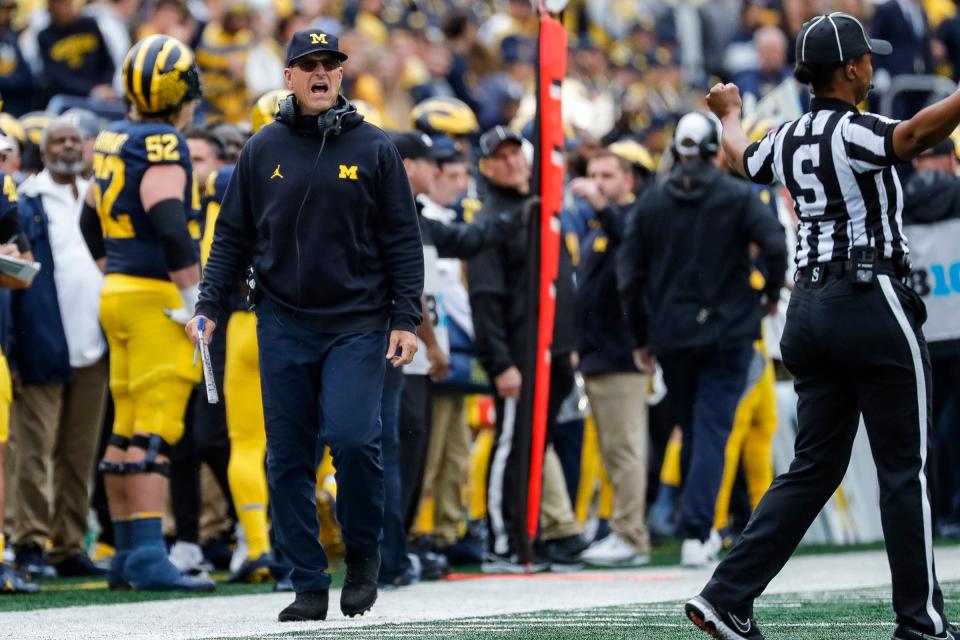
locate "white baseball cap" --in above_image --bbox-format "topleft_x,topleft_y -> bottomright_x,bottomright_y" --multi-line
673,112 -> 720,158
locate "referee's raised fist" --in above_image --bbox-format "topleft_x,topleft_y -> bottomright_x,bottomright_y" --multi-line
706,83 -> 742,120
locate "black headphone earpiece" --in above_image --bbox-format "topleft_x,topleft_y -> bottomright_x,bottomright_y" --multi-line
318,105 -> 343,137
700,115 -> 720,159
276,94 -> 358,137
318,97 -> 358,137
277,94 -> 297,126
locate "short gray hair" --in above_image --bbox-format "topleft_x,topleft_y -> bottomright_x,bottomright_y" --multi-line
40,116 -> 81,154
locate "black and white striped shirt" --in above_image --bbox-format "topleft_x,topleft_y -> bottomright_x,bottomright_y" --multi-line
743,97 -> 907,268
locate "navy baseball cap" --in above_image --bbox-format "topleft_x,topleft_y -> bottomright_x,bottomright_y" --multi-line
431,136 -> 463,164
286,30 -> 348,67
388,131 -> 441,161
796,12 -> 892,65
479,126 -> 523,158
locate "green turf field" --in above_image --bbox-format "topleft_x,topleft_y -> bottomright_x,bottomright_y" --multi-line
4,542 -> 959,640
0,540 -> 927,613
215,583 -> 960,640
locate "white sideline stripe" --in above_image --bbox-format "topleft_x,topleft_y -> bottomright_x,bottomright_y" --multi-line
878,275 -> 944,634
6,548 -> 960,640
488,397 -> 516,556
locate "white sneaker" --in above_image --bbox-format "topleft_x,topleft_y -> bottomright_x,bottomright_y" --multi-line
681,532 -> 721,568
706,529 -> 723,557
579,533 -> 651,567
230,524 -> 248,575
168,541 -> 211,576
481,552 -> 549,574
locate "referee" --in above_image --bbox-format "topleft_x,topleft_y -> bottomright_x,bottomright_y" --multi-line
688,12 -> 959,640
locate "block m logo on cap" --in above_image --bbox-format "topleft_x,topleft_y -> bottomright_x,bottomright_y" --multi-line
339,165 -> 358,180
310,33 -> 329,45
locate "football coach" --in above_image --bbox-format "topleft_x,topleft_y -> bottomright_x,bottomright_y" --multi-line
186,30 -> 424,622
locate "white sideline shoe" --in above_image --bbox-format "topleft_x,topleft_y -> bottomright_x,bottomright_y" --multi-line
681,530 -> 722,568
168,541 -> 211,577
579,533 -> 651,567
230,524 -> 248,575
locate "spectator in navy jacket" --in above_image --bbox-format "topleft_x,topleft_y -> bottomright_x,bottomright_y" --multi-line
37,0 -> 116,105
0,0 -> 34,116
731,27 -> 791,103
870,0 -> 933,119
9,117 -> 108,579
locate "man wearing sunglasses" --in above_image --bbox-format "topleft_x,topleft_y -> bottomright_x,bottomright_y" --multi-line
189,30 -> 424,623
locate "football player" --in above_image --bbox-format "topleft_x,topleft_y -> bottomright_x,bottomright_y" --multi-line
79,35 -> 213,591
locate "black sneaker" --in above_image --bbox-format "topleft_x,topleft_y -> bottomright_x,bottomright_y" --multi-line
13,544 -> 57,579
278,590 -> 328,622
437,536 -> 485,566
0,563 -> 39,594
229,553 -> 277,584
341,550 -> 379,617
408,537 -> 450,580
201,537 -> 234,571
535,534 -> 589,566
893,623 -> 959,640
686,595 -> 764,640
418,550 -> 450,581
53,553 -> 108,577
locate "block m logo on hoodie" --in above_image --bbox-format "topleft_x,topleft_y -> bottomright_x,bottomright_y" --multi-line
338,165 -> 358,180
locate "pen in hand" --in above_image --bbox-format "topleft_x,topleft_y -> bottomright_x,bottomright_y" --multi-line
193,316 -> 204,366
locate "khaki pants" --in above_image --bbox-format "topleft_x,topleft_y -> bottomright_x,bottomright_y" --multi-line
584,372 -> 650,553
422,394 -> 471,546
11,359 -> 109,560
539,445 -> 582,541
199,463 -> 232,543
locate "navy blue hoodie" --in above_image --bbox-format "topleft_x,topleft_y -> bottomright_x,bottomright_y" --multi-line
197,100 -> 424,333
576,200 -> 639,375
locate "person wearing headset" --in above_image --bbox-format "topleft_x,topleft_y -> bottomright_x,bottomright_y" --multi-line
187,30 -> 424,623
617,111 -> 788,568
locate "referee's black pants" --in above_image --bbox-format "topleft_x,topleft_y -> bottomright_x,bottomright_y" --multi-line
702,271 -> 948,635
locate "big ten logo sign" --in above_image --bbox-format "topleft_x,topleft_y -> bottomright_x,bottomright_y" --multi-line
909,263 -> 960,297
425,294 -> 442,327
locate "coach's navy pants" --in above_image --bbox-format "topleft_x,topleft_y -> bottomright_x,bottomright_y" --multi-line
256,297 -> 386,593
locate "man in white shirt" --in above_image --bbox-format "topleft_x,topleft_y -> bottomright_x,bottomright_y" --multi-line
9,117 -> 108,578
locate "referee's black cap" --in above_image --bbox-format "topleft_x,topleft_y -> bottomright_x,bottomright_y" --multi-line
796,13 -> 892,65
